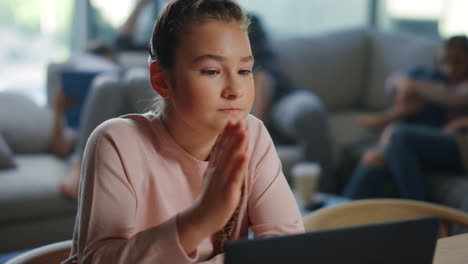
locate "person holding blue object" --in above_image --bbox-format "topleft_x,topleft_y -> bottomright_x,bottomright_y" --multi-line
344,35 -> 468,200
49,43 -> 119,158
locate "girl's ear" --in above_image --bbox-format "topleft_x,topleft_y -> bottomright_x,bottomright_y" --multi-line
149,61 -> 171,99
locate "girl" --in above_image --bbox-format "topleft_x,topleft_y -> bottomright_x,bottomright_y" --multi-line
62,0 -> 304,263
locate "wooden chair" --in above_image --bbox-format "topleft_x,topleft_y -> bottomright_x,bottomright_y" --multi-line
5,240 -> 72,264
303,199 -> 468,237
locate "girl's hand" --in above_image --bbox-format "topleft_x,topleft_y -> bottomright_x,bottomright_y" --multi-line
196,120 -> 248,232
177,120 -> 248,253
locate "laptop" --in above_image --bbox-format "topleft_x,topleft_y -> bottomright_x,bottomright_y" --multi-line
225,216 -> 440,264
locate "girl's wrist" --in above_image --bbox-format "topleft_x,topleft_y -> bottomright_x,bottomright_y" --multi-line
187,201 -> 217,234
177,203 -> 215,254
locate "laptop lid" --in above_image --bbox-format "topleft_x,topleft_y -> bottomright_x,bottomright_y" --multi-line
225,216 -> 440,264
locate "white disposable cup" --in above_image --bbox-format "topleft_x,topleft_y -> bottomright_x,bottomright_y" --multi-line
291,162 -> 321,205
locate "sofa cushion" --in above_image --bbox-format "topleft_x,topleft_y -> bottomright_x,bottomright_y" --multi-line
328,110 -> 374,163
0,92 -> 53,153
364,30 -> 441,110
428,175 -> 468,211
0,154 -> 76,223
0,135 -> 15,169
274,28 -> 369,111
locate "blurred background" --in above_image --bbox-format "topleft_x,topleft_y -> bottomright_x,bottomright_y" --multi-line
2,0 -> 468,106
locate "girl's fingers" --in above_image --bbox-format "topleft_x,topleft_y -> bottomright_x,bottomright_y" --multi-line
217,124 -> 246,170
230,132 -> 248,185
226,153 -> 248,194
218,131 -> 247,185
210,121 -> 234,164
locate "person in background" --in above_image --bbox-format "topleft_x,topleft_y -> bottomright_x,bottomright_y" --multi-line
357,36 -> 468,132
62,0 -> 304,263
49,42 -> 119,158
115,0 -> 162,51
344,36 -> 468,200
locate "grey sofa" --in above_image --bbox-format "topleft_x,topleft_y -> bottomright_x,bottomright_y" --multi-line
0,92 -> 76,253
0,54 -> 155,253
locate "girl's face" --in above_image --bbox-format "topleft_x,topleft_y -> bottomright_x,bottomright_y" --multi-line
164,20 -> 255,134
438,46 -> 468,82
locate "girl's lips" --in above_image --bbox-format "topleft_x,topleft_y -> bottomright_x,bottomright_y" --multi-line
218,108 -> 242,113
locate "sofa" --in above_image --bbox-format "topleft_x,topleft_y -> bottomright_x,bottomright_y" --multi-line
272,27 -> 468,217
1,27 -> 467,253
0,92 -> 76,253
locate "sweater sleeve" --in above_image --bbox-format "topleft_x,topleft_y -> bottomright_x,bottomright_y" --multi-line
65,121 -> 199,264
247,122 -> 305,237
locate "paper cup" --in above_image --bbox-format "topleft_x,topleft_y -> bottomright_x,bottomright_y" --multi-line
291,162 -> 321,205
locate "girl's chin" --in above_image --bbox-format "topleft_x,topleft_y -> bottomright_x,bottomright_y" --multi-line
222,115 -> 246,125
209,119 -> 238,134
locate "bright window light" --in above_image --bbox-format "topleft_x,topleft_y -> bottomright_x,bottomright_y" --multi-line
439,0 -> 468,37
386,0 -> 443,19
91,0 -> 134,28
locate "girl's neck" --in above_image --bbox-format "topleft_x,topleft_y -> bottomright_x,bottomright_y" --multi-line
160,113 -> 218,162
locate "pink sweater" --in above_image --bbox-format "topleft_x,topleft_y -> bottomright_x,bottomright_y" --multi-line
63,113 -> 304,264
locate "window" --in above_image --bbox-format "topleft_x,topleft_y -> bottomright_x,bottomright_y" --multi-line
87,0 -> 369,44
88,0 -> 134,45
378,0 -> 468,38
237,0 -> 369,39
89,0 -> 158,47
0,0 -> 73,106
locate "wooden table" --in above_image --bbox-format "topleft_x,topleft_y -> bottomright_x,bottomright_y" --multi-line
433,233 -> 468,264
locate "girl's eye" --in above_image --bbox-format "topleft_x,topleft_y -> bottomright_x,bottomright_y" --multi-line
201,69 -> 219,76
239,69 -> 252,76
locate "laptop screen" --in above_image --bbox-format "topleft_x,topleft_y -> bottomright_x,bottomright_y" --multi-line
225,216 -> 440,264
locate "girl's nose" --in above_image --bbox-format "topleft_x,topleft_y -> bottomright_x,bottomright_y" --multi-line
222,75 -> 243,100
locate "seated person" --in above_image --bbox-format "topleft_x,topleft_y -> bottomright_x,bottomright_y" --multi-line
49,42 -> 119,158
358,66 -> 449,131
358,36 -> 468,131
344,35 -> 468,200
62,1 -> 304,263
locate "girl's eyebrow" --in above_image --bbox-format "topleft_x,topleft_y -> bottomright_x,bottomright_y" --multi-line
241,55 -> 254,63
192,54 -> 254,64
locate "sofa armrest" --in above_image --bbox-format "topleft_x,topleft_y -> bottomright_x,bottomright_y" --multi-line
271,90 -> 333,191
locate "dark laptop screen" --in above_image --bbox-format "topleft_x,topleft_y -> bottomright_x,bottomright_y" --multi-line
225,216 -> 440,264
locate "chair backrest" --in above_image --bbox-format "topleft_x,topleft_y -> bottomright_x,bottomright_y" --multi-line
5,240 -> 72,264
303,199 -> 468,237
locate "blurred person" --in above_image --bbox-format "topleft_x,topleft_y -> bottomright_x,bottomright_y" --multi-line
357,36 -> 468,131
115,0 -> 163,51
49,42 -> 119,158
344,35 -> 468,200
